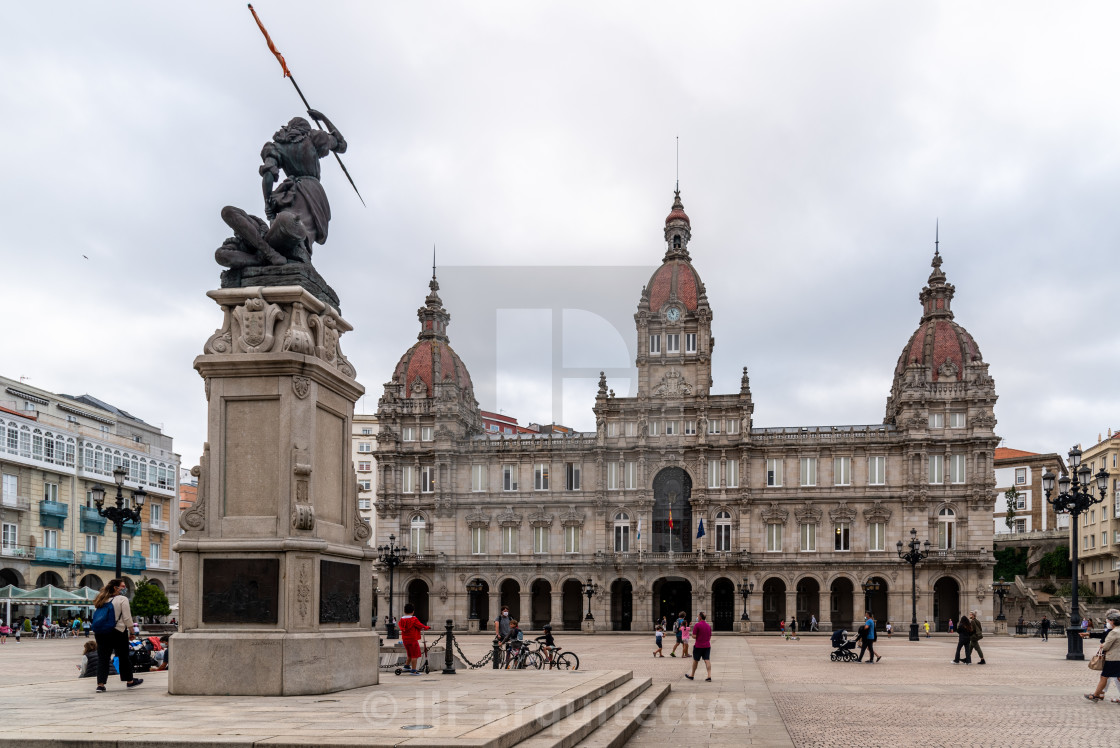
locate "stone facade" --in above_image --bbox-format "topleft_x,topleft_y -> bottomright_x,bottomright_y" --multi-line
0,375 -> 180,606
1075,432 -> 1120,597
992,448 -> 1068,536
374,193 -> 1001,634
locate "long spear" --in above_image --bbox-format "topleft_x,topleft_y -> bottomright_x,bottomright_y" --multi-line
248,4 -> 366,207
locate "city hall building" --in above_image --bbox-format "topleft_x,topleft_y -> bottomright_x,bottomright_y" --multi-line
373,192 -> 999,633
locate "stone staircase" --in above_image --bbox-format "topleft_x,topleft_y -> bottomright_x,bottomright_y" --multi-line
515,671 -> 670,748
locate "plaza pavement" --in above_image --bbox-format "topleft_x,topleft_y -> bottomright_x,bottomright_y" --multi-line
0,632 -> 1115,746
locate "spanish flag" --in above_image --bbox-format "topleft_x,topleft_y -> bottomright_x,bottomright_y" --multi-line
668,507 -> 674,530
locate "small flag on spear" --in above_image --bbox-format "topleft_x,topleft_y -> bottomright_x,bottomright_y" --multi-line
247,4 -> 365,207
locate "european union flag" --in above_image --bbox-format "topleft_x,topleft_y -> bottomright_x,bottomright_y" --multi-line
696,518 -> 705,539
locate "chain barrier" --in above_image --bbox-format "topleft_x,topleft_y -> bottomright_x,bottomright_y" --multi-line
453,638 -> 494,669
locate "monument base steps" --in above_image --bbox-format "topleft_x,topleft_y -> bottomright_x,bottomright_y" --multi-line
520,675 -> 667,748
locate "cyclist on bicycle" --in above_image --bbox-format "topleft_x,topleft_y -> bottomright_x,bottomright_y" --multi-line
535,624 -> 556,665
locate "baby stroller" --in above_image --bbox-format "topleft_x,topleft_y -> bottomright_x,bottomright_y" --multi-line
830,629 -> 857,662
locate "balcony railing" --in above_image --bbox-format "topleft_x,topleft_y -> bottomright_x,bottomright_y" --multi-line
79,551 -> 115,568
120,520 -> 141,537
80,507 -> 107,535
1,544 -> 29,558
39,500 -> 68,529
147,558 -> 173,569
121,553 -> 146,573
35,547 -> 75,564
144,519 -> 170,533
0,495 -> 31,512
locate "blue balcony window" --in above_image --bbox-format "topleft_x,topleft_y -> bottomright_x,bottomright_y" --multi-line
121,520 -> 142,537
121,552 -> 147,573
35,547 -> 75,565
39,500 -> 68,530
80,507 -> 107,535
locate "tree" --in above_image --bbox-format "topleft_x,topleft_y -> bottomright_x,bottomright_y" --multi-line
1039,545 -> 1071,579
1004,488 -> 1020,533
130,578 -> 171,620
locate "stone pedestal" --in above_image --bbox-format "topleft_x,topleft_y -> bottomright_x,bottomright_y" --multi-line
468,618 -> 481,633
736,620 -> 753,633
582,618 -> 596,633
170,285 -> 379,696
994,619 -> 1008,635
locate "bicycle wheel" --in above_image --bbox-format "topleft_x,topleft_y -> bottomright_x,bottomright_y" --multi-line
555,652 -> 579,670
523,651 -> 543,670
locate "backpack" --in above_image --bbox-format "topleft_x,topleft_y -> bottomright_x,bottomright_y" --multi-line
91,601 -> 119,634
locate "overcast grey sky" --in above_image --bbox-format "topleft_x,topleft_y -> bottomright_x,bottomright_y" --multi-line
3,1 -> 1118,470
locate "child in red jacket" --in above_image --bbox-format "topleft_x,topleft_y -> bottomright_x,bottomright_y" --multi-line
397,603 -> 430,673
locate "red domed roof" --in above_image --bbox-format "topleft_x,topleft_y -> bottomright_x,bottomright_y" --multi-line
393,340 -> 474,398
646,259 -> 702,312
665,190 -> 690,226
894,319 -> 981,382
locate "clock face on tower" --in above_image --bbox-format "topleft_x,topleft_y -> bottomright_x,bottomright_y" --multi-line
665,307 -> 681,322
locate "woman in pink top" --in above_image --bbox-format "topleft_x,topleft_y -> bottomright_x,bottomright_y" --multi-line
680,620 -> 691,657
684,611 -> 713,681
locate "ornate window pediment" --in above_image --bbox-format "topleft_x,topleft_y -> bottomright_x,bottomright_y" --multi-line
529,511 -> 553,528
760,502 -> 789,525
465,511 -> 490,529
830,502 -> 857,524
863,501 -> 892,523
497,509 -> 523,528
795,503 -> 822,525
560,509 -> 585,527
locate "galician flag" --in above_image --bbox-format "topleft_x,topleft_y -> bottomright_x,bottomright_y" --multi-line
697,518 -> 706,539
636,517 -> 642,540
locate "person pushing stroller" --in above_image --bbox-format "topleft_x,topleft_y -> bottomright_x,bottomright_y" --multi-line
830,628 -> 858,661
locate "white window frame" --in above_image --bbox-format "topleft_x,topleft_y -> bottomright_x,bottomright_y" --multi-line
607,462 -> 620,491
357,461 -> 372,472
421,426 -> 434,442
929,413 -> 945,429
685,333 -> 697,353
121,538 -> 131,556
471,527 -> 486,555
649,334 -> 661,354
2,522 -> 18,551
401,465 -> 415,494
565,462 -> 581,491
357,442 -> 373,453
665,420 -> 678,436
709,419 -> 721,435
86,534 -> 98,553
472,464 -> 487,492
564,525 -> 580,554
949,412 -> 966,428
501,526 -> 517,554
624,421 -> 637,437
868,456 -> 886,485
869,522 -> 885,552
929,455 -> 944,484
649,421 -> 660,437
800,457 -> 817,487
43,482 -> 59,502
613,513 -> 630,552
401,426 -> 417,442
834,456 -> 851,486
766,522 -> 782,552
534,463 -> 550,491
726,418 -> 739,434
410,515 -> 427,554
607,422 -> 619,437
800,523 -> 816,552
150,503 -> 162,523
502,464 -> 518,491
715,511 -> 731,552
834,522 -> 850,551
937,508 -> 955,550
44,529 -> 58,548
684,420 -> 696,435
149,542 -> 161,561
1015,468 -> 1027,485
707,461 -> 720,489
421,465 -> 436,493
726,459 -> 739,488
949,455 -> 966,484
666,333 -> 680,353
766,458 -> 783,487
1,474 -> 15,506
624,461 -> 638,490
533,526 -> 549,554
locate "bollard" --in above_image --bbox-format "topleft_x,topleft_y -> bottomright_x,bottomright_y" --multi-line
492,636 -> 502,669
442,619 -> 456,674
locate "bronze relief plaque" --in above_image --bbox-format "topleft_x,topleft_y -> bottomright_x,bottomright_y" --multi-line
319,560 -> 360,623
202,558 -> 279,624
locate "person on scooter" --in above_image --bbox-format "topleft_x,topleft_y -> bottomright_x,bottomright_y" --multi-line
397,603 -> 430,674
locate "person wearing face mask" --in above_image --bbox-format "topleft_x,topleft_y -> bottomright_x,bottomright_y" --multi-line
1082,609 -> 1120,702
90,578 -> 143,693
494,605 -> 511,642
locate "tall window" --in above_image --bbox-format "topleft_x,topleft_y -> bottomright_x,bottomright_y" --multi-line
472,465 -> 487,492
726,419 -> 739,434
937,507 -> 956,549
800,458 -> 817,487
624,421 -> 637,437
1015,468 -> 1027,485
44,529 -> 58,548
649,421 -> 660,436
685,333 -> 697,353
726,459 -> 739,488
649,334 -> 661,354
421,426 -> 434,442
709,419 -> 721,435
800,523 -> 816,552
1,474 -> 15,506
565,462 -> 581,490
624,461 -> 638,489
869,522 -> 885,551
502,464 -> 518,491
684,420 -> 696,435
607,462 -> 620,490
929,455 -> 944,484
868,456 -> 885,485
534,463 -> 550,491
564,525 -> 580,553
410,515 -> 426,554
86,534 -> 98,553
949,455 -> 966,484
766,459 -> 783,487
607,422 -> 619,437
715,511 -> 731,551
929,413 -> 944,428
666,333 -> 680,353
402,426 -> 416,441
421,466 -> 436,493
766,523 -> 782,552
122,538 -> 131,556
665,420 -> 678,435
1,522 -> 15,552
43,482 -> 59,502
150,503 -> 162,523
949,412 -> 966,428
834,522 -> 850,551
471,527 -> 486,554
707,461 -> 720,489
150,542 -> 161,560
357,441 -> 372,453
533,526 -> 549,554
614,512 -> 630,552
501,526 -> 517,554
401,466 -> 415,494
834,457 -> 851,486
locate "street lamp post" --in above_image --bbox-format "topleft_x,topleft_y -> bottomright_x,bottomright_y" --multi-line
467,579 -> 484,620
376,534 -> 408,640
896,528 -> 931,642
90,466 -> 146,580
1043,446 -> 1109,660
738,579 -> 754,621
992,577 -> 1011,621
861,580 -> 880,619
583,578 -> 599,620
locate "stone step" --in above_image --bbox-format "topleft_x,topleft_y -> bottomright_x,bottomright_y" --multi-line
573,682 -> 671,748
519,675 -> 657,748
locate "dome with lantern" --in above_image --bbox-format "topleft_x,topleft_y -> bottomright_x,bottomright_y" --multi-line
640,190 -> 708,316
388,275 -> 475,402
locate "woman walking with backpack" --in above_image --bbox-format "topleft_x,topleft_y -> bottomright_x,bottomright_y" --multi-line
91,579 -> 142,693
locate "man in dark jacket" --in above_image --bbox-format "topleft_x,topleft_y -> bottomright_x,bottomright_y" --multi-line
968,611 -> 986,664
953,614 -> 973,663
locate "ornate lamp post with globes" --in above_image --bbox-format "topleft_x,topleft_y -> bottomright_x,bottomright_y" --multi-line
376,534 -> 408,640
583,578 -> 599,620
738,579 -> 754,621
897,528 -> 931,641
991,577 -> 1011,621
1042,446 -> 1109,660
90,465 -> 146,580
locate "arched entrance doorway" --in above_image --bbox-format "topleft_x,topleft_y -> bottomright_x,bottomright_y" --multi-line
35,571 -> 64,589
561,579 -> 583,630
499,579 -> 520,622
795,578 -> 820,631
652,468 -> 692,552
652,577 -> 692,623
406,579 -> 430,624
762,578 -> 786,631
530,579 -> 551,630
610,579 -> 633,631
78,574 -> 103,591
1,568 -> 24,588
933,577 -> 961,632
864,577 -> 889,625
830,577 -> 854,631
711,578 -> 735,631
468,579 -> 490,625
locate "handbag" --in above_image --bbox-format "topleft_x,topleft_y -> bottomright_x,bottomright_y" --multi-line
1088,647 -> 1105,671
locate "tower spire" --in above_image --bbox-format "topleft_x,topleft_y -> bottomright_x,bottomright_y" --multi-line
935,219 -> 939,256
432,244 -> 437,281
675,135 -> 679,193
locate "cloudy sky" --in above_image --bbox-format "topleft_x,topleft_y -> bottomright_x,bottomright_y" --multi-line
3,1 -> 1119,469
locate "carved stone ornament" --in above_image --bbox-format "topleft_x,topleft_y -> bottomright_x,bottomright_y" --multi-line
291,448 -> 314,530
466,512 -> 491,529
830,502 -> 857,524
937,360 -> 959,379
794,504 -> 822,525
973,411 -> 996,429
560,509 -> 585,527
760,501 -> 789,525
653,369 -> 694,399
438,584 -> 449,602
297,561 -> 312,619
529,511 -> 554,528
179,452 -> 208,532
863,500 -> 892,523
292,376 -> 311,399
234,295 -> 286,353
497,510 -> 523,528
291,503 -> 316,531
282,301 -> 316,355
353,494 -> 373,542
204,305 -> 234,354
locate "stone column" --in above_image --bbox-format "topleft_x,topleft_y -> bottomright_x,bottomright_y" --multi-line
519,590 -> 531,629
171,286 -> 378,696
785,590 -> 797,628
818,590 -> 832,632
